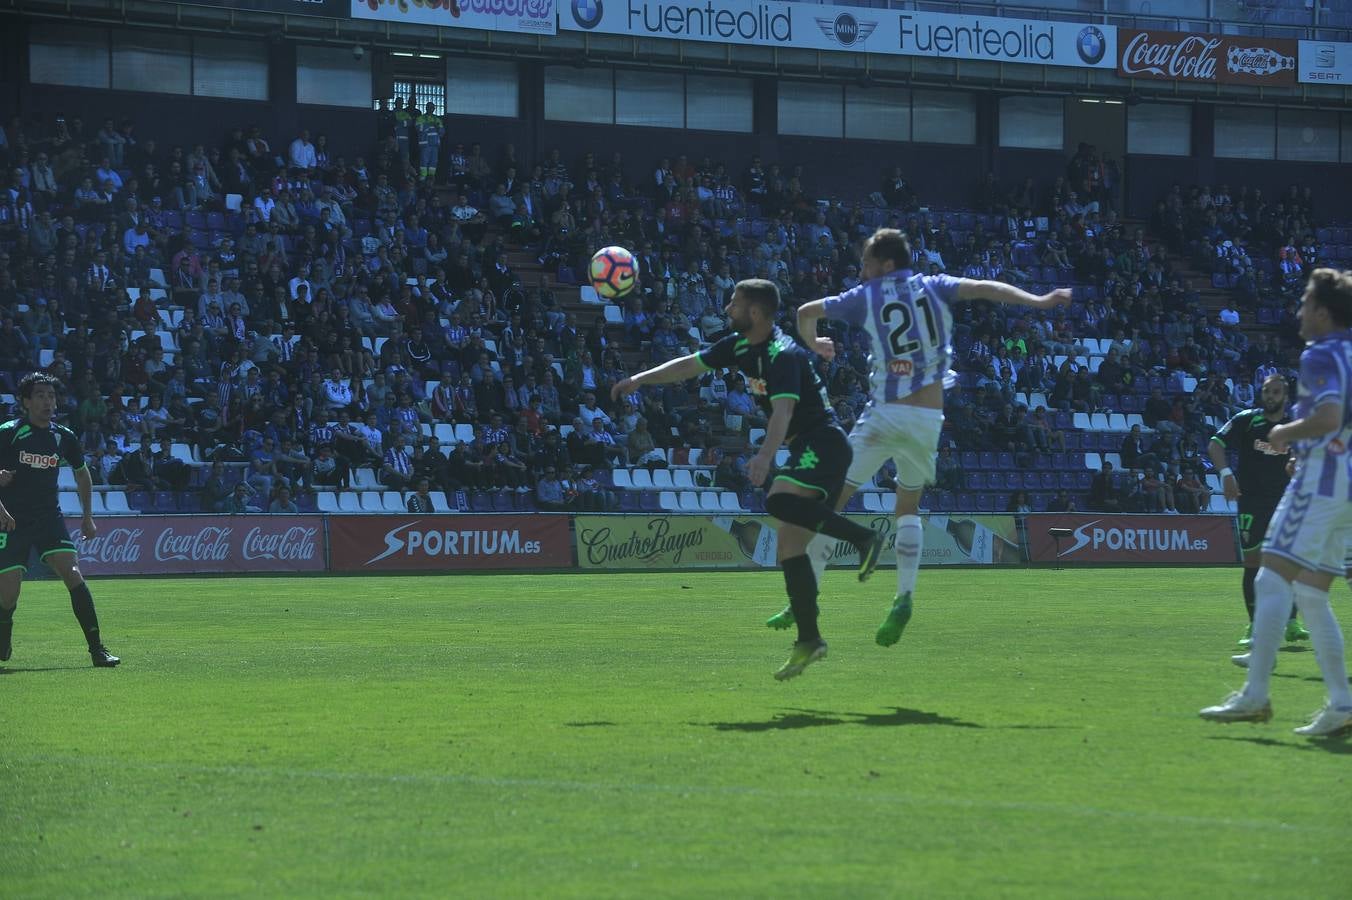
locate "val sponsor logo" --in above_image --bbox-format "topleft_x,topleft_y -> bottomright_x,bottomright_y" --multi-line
1060,520 -> 1208,557
815,13 -> 877,48
887,359 -> 914,376
242,525 -> 319,561
19,450 -> 59,469
368,521 -> 539,564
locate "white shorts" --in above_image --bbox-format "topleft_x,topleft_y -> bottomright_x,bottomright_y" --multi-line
1263,488 -> 1352,575
845,403 -> 945,490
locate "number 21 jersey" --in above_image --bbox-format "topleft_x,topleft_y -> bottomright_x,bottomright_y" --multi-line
822,269 -> 958,402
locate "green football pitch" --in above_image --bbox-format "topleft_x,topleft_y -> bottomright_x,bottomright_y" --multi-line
2,569 -> 1349,898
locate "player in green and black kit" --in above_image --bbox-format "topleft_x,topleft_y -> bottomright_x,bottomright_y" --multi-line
1209,372 -> 1309,652
0,373 -> 119,667
612,279 -> 885,680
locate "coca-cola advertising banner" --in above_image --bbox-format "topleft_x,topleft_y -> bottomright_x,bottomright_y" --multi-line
73,516 -> 325,576
328,515 -> 572,572
1025,514 -> 1239,565
1118,29 -> 1297,86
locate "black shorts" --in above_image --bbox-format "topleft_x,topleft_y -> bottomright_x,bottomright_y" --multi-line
0,515 -> 77,574
774,424 -> 852,507
1237,494 -> 1280,553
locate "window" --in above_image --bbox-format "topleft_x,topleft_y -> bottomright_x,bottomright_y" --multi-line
685,75 -> 752,133
446,58 -> 517,118
193,38 -> 268,101
913,90 -> 976,145
29,25 -> 109,89
296,45 -> 372,109
1277,109 -> 1338,163
1213,106 -> 1275,160
1127,103 -> 1191,156
113,33 -> 191,95
616,71 -> 683,129
394,81 -> 447,117
544,66 -> 614,124
778,82 -> 843,138
1344,113 -> 1352,164
845,86 -> 910,142
999,96 -> 1063,150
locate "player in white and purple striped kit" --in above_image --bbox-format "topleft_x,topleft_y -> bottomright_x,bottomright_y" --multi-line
792,229 -> 1069,645
1202,268 -> 1352,736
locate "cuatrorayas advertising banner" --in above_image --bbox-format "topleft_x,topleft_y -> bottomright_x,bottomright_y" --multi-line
327,514 -> 572,572
1117,28 -> 1297,86
71,515 -> 325,576
574,514 -> 1021,570
1024,513 -> 1239,564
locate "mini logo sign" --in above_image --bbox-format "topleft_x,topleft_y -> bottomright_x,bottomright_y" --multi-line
815,13 -> 878,48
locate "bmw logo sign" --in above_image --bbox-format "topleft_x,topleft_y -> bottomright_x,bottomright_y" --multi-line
572,0 -> 603,29
834,13 -> 860,47
1077,26 -> 1107,65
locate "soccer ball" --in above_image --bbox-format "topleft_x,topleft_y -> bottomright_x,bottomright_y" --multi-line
588,246 -> 637,300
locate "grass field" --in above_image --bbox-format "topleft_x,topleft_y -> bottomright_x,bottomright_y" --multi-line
2,568 -> 1350,898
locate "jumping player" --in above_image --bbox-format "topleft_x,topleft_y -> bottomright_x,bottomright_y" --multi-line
612,279 -> 885,680
792,228 -> 1071,645
1208,372 -> 1309,659
1200,268 -> 1352,736
0,372 -> 119,668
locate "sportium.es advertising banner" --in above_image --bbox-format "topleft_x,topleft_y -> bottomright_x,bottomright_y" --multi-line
561,1 -> 1116,70
1118,28 -> 1297,86
574,514 -> 1020,570
328,514 -> 572,572
1024,514 -> 1239,565
351,0 -> 555,34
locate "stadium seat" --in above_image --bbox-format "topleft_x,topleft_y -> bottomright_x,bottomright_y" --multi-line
658,491 -> 679,511
603,304 -> 623,323
678,491 -> 700,511
382,492 -> 405,512
354,468 -> 377,489
430,491 -> 451,512
59,492 -> 82,516
104,492 -> 131,514
1090,414 -> 1110,431
749,428 -> 766,446
1028,392 -> 1048,410
359,492 -> 384,512
1072,413 -> 1092,431
774,449 -> 790,467
699,492 -> 721,511
612,469 -> 634,489
1103,452 -> 1122,470
338,492 -> 361,512
1125,414 -> 1146,431
57,468 -> 77,490
317,492 -> 340,512
651,469 -> 673,489
560,425 -> 574,438
1107,414 -> 1128,431
1084,452 -> 1102,471
631,469 -> 653,489
453,424 -> 476,443
433,423 -> 455,444
171,443 -> 196,465
579,286 -> 602,304
1209,494 -> 1234,514
686,448 -> 702,467
719,492 -> 746,513
863,492 -> 884,512
672,469 -> 694,489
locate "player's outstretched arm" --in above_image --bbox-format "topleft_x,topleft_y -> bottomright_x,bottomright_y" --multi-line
795,300 -> 836,359
957,281 -> 1072,310
1268,402 -> 1342,453
747,396 -> 795,487
1206,436 -> 1240,500
610,353 -> 706,403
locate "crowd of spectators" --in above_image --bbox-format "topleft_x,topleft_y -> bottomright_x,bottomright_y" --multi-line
0,110 -> 1328,515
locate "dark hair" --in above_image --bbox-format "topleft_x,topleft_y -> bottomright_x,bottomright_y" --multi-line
18,371 -> 61,400
863,228 -> 913,269
733,279 -> 780,317
1305,268 -> 1352,328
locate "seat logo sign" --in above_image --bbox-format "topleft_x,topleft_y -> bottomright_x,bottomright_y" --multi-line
816,13 -> 878,48
571,0 -> 602,29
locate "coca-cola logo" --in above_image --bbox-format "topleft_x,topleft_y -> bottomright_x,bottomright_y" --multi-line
1121,31 -> 1221,80
75,527 -> 144,563
155,526 -> 232,562
243,525 -> 318,561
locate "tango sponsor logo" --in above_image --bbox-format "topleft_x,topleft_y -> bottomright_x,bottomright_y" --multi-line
368,521 -> 540,564
578,518 -> 705,566
19,450 -> 60,469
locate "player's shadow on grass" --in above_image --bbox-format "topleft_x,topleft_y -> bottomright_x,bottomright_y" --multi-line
1273,672 -> 1352,684
564,721 -> 617,728
1207,734 -> 1352,756
0,666 -> 89,675
699,707 -> 983,733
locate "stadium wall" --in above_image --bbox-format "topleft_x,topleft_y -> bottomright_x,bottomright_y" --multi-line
55,512 -> 1239,577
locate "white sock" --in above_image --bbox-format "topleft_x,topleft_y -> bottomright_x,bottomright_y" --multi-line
1291,582 -> 1352,708
807,533 -> 831,585
895,515 -> 923,598
1245,567 -> 1291,702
